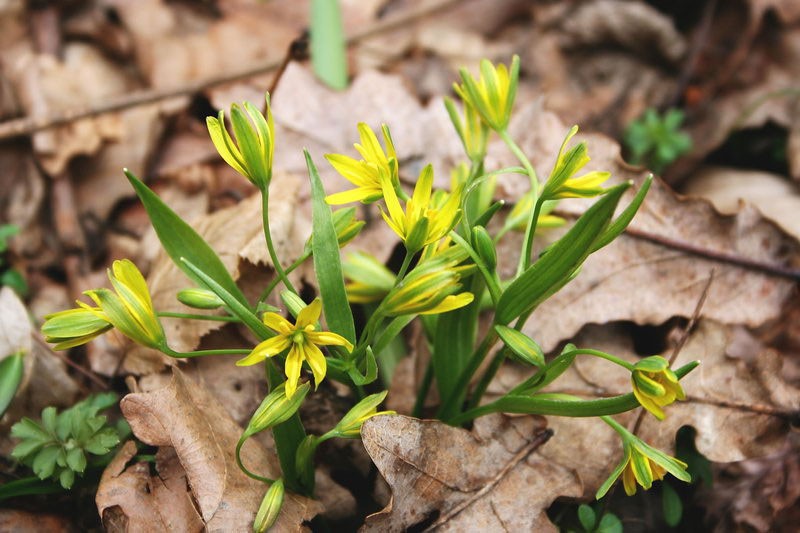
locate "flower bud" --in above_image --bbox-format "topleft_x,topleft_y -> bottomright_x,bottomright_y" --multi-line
253,479 -> 284,532
244,382 -> 310,439
471,226 -> 497,271
332,391 -> 394,438
495,325 -> 544,367
176,288 -> 224,310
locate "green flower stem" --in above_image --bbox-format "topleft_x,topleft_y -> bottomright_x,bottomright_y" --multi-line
517,197 -> 544,275
260,188 -> 298,296
465,348 -> 506,411
412,360 -> 434,418
600,414 -> 630,436
450,361 -> 699,425
498,129 -> 538,192
236,436 -> 275,484
258,250 -> 311,303
396,249 -> 415,281
447,231 -> 501,304
372,315 -> 415,355
162,346 -> 252,359
566,348 -> 635,370
157,311 -> 241,323
437,330 -> 499,420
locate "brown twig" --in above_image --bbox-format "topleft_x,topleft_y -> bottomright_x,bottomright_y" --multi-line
429,428 -> 554,530
0,0 -> 462,141
623,226 -> 800,282
33,335 -> 110,390
668,0 -> 718,107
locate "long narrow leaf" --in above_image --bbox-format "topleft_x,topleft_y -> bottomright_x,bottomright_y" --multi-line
125,170 -> 249,309
0,352 -> 24,417
591,174 -> 652,252
496,183 -> 629,325
310,0 -> 348,90
305,150 -> 356,345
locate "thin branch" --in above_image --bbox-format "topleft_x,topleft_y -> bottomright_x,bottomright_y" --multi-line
33,335 -> 110,390
0,0 -> 463,141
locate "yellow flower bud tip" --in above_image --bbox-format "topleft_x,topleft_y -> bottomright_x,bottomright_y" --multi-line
542,126 -> 612,200
380,260 -> 474,317
455,55 -> 520,132
343,252 -> 395,304
42,304 -> 113,350
444,97 -> 489,161
246,382 -> 310,436
335,391 -> 395,438
254,479 -> 284,532
597,435 -> 690,499
380,165 -> 462,250
236,298 -> 352,397
631,356 -> 686,420
207,95 -> 274,189
325,123 -> 399,205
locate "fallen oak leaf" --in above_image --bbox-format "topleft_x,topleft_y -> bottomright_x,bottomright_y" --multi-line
119,368 -> 321,530
361,414 -> 581,532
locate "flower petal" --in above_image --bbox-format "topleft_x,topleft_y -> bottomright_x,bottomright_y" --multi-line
284,346 -> 303,398
296,299 -> 322,328
302,343 -> 327,389
263,312 -> 294,334
306,331 -> 353,352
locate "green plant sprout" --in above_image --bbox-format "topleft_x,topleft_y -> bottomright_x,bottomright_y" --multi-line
10,393 -> 128,490
624,108 -> 692,174
35,56 -> 699,530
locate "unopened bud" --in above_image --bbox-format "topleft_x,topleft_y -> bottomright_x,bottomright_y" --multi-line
177,288 -> 225,310
244,382 -> 310,438
471,226 -> 497,270
253,479 -> 284,532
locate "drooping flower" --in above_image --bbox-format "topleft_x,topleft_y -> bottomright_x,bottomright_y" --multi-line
84,259 -> 166,350
380,164 -> 462,254
206,95 -> 275,189
454,56 -> 520,132
631,356 -> 686,420
325,123 -> 399,205
236,299 -> 353,397
42,303 -> 113,350
597,433 -> 691,498
540,126 -> 611,201
378,246 -> 474,317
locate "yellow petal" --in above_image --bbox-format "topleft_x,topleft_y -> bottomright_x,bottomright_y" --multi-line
419,293 -> 474,315
305,331 -> 353,352
263,312 -> 294,334
296,299 -> 322,328
325,187 -> 380,205
250,335 -> 291,359
284,347 -> 303,398
302,342 -> 327,389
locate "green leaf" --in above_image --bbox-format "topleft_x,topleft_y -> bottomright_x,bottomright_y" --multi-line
495,325 -> 544,367
59,468 -> 75,489
305,150 -> 356,345
596,512 -> 623,533
348,347 -> 377,386
32,446 -> 60,479
310,0 -> 348,90
125,170 -> 249,309
433,280 -> 480,403
0,352 -> 24,417
591,175 -> 651,252
577,504 -> 596,532
181,258 -> 271,340
66,448 -> 87,473
496,183 -> 629,325
11,418 -> 50,445
0,476 -> 63,501
662,482 -> 683,527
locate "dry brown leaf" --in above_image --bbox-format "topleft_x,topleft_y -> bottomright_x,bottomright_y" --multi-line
0,509 -> 71,533
96,441 -> 204,532
512,319 -> 800,495
119,368 -> 322,530
683,165 -> 800,241
361,414 -> 581,532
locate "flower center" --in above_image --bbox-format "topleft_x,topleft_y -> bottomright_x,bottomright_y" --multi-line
291,331 -> 305,345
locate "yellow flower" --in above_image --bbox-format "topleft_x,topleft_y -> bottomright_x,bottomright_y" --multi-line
631,356 -> 686,420
541,126 -> 611,200
236,299 -> 353,397
325,123 -> 399,205
84,259 -> 166,350
445,97 -> 489,161
380,164 -> 462,254
597,436 -> 691,498
87,260 -> 165,349
454,56 -> 520,132
206,95 -> 274,189
379,247 -> 474,316
42,302 -> 113,350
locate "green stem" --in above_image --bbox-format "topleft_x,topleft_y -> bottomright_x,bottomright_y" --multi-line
412,361 -> 434,418
517,196 -> 544,275
466,348 -> 506,411
261,188 -> 298,295
259,251 -> 311,303
236,437 -> 275,484
498,130 -> 538,190
162,346 -> 252,359
396,249 -> 414,281
157,311 -> 241,323
437,330 -> 499,420
448,231 -> 501,304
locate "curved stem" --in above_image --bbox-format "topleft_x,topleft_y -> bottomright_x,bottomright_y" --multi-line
157,311 -> 240,323
163,346 -> 252,359
396,250 -> 414,281
517,196 -> 544,275
261,188 -> 298,295
258,250 -> 311,303
236,437 -> 275,484
447,231 -> 501,304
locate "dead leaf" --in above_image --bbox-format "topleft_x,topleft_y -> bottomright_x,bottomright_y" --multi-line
119,368 -> 322,530
96,441 -> 204,532
361,414 -> 581,532
683,165 -> 800,241
0,509 -> 71,533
